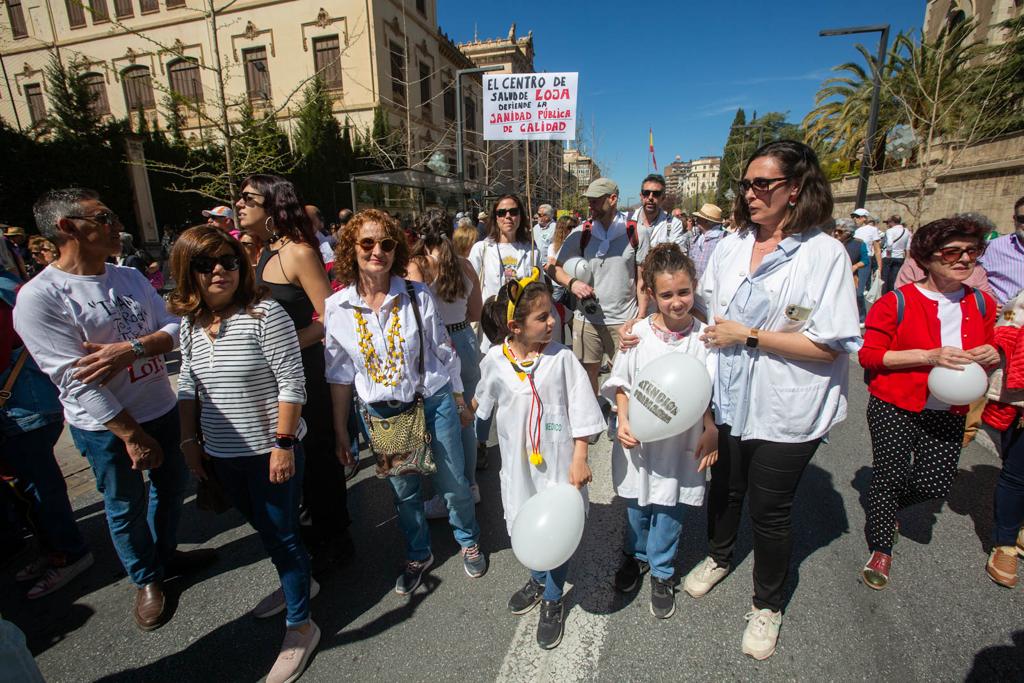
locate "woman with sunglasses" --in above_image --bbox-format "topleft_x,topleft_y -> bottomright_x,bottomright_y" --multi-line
235,174 -> 352,574
170,226 -> 318,683
858,216 -> 998,591
683,140 -> 861,660
238,230 -> 264,268
27,236 -> 57,277
324,209 -> 485,595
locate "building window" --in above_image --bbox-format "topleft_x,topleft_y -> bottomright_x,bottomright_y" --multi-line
112,0 -> 132,18
139,0 -> 158,12
83,72 -> 110,115
24,84 -> 46,125
464,96 -> 476,131
66,0 -> 86,27
443,84 -> 455,121
122,65 -> 155,110
89,0 -> 110,22
312,36 -> 342,90
6,0 -> 28,38
418,61 -> 431,112
389,41 -> 405,100
167,58 -> 203,102
165,0 -> 185,6
415,0 -> 425,15
243,47 -> 271,101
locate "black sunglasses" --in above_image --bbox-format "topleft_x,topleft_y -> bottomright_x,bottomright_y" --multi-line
934,246 -> 984,264
738,176 -> 790,193
357,237 -> 398,253
495,207 -> 521,218
190,254 -> 241,274
66,210 -> 120,226
1014,214 -> 1024,224
238,191 -> 264,206
640,189 -> 664,198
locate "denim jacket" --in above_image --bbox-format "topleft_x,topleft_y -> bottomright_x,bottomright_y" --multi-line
1,347 -> 63,437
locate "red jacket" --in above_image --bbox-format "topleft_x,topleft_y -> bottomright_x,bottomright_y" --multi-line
859,283 -> 996,412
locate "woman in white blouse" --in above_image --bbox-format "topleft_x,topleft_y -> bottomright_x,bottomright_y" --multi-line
324,209 -> 485,595
170,226 -> 319,683
683,141 -> 861,660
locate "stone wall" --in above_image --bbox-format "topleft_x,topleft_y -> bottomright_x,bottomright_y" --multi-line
831,131 -> 1024,233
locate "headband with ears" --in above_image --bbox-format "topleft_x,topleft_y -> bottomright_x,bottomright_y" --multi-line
506,267 -> 541,323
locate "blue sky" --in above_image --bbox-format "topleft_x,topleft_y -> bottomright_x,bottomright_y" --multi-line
438,0 -> 925,196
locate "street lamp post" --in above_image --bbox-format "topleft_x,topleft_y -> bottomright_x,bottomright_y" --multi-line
455,65 -> 502,201
820,23 -> 890,209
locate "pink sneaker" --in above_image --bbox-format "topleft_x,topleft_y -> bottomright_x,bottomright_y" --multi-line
266,621 -> 320,683
27,553 -> 94,600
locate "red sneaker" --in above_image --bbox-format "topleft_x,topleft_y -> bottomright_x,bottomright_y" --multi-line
862,551 -> 891,590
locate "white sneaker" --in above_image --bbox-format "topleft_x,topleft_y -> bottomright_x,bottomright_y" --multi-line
26,552 -> 94,600
742,606 -> 782,660
251,578 -> 321,619
683,556 -> 729,598
424,494 -> 448,520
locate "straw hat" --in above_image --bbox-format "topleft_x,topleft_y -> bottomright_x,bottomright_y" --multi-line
693,203 -> 722,223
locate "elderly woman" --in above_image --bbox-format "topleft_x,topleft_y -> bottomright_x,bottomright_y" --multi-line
683,140 -> 861,660
235,174 -> 352,572
27,236 -> 57,272
858,216 -> 997,590
324,209 -> 484,595
171,226 -> 318,683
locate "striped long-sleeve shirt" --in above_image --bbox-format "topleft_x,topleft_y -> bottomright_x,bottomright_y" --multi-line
978,233 -> 1024,305
178,299 -> 306,458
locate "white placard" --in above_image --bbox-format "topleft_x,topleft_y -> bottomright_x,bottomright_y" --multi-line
482,72 -> 578,141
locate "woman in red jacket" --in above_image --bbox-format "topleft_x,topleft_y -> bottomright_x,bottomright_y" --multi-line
858,216 -> 998,589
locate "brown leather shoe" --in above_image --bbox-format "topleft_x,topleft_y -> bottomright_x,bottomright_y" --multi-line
164,548 -> 218,578
986,546 -> 1019,588
134,582 -> 166,631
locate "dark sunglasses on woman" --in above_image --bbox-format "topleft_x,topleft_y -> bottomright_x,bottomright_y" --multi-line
191,254 -> 242,273
495,207 -> 520,218
357,237 -> 398,253
934,246 -> 984,264
738,176 -> 789,193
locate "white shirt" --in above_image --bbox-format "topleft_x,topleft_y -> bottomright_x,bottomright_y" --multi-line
475,342 -> 605,534
698,228 -> 863,442
319,240 -> 335,264
884,225 -> 911,259
854,224 -> 881,247
13,264 -> 179,430
323,277 -> 463,403
532,222 -> 557,264
633,209 -> 684,248
917,285 -> 966,410
600,318 -> 712,507
468,239 -> 539,301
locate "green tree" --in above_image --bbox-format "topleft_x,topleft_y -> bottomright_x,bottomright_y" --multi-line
715,108 -> 746,207
964,15 -> 1024,137
292,77 -> 353,210
43,54 -> 101,139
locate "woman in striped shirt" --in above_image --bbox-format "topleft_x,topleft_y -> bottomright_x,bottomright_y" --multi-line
169,226 -> 318,683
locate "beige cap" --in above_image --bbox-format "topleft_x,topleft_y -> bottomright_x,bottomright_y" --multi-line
583,177 -> 619,198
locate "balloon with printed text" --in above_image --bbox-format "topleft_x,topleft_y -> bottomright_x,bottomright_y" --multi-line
628,352 -> 712,442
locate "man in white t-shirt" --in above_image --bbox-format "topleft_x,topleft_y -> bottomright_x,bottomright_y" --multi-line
852,208 -> 882,320
532,203 -> 556,264
633,174 -> 684,248
881,214 -> 910,293
13,188 -> 214,631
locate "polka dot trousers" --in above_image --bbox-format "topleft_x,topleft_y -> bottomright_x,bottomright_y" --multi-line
865,396 -> 966,555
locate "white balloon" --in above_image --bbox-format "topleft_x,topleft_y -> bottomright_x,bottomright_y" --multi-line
628,352 -> 712,443
927,362 -> 988,405
510,484 -> 586,571
562,257 -> 593,284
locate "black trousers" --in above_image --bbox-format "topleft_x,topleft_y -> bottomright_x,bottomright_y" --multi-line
300,343 -> 350,541
881,257 -> 904,294
708,424 -> 820,612
865,396 -> 964,555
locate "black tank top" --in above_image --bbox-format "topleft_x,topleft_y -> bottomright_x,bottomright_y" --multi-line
256,247 -> 315,329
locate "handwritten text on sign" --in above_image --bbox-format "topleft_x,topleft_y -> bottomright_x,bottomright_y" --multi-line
483,72 -> 578,141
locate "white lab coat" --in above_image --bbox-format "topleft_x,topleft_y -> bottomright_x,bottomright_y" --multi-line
475,342 -> 605,535
698,227 -> 862,443
601,318 -> 712,507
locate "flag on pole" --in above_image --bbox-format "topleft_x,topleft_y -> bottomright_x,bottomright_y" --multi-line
649,128 -> 658,171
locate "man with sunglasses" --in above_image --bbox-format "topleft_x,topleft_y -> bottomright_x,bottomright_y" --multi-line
13,188 -> 214,632
633,174 -> 684,248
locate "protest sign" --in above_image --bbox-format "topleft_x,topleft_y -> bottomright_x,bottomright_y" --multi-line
482,72 -> 578,141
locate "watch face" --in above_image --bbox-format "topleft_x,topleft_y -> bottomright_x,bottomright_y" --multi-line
275,436 -> 296,449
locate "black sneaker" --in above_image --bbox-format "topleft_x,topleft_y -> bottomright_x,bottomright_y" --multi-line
649,575 -> 675,619
395,554 -> 433,595
536,599 -> 564,650
476,442 -> 489,471
613,554 -> 649,593
507,577 -> 545,614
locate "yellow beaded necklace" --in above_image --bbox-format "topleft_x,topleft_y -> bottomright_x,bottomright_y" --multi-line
353,304 -> 405,387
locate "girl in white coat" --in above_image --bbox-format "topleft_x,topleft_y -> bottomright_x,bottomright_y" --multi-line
473,268 -> 604,651
601,244 -> 718,620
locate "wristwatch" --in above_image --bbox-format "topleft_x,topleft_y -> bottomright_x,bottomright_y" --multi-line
128,338 -> 146,358
274,434 -> 297,450
746,328 -> 760,349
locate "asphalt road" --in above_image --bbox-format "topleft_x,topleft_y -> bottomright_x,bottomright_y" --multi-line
3,359 -> 1023,682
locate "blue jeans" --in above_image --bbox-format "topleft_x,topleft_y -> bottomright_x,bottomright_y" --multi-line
530,561 -> 570,601
212,448 -> 310,627
995,424 -> 1024,546
347,400 -> 369,460
4,421 -> 88,562
856,265 -> 870,322
69,407 -> 187,586
450,325 -> 481,481
364,384 -> 480,561
626,499 -> 685,580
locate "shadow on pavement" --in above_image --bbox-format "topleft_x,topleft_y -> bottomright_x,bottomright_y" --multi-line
784,462 -> 849,608
965,629 -> 1024,682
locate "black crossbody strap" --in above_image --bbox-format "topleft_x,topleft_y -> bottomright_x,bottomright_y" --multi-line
405,280 -> 426,396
